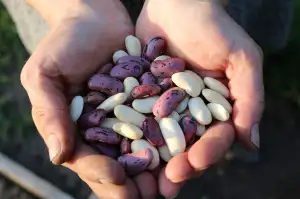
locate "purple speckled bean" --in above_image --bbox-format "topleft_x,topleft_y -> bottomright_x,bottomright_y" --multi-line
120,138 -> 131,154
150,58 -> 185,78
118,148 -> 153,176
110,62 -> 144,80
93,143 -> 120,160
158,78 -> 174,92
142,37 -> 166,62
97,63 -> 113,74
179,115 -> 197,144
78,109 -> 106,129
142,117 -> 165,147
140,72 -> 157,85
88,74 -> 124,95
131,84 -> 161,99
116,56 -> 150,70
152,87 -> 186,118
84,127 -> 121,145
84,91 -> 106,105
82,103 -> 96,114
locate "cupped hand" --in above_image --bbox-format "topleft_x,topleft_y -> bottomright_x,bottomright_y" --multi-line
21,0 -> 157,198
136,0 -> 264,197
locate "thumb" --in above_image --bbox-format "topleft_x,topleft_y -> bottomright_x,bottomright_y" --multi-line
226,42 -> 265,150
21,29 -> 77,165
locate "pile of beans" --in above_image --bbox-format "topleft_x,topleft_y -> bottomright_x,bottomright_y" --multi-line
70,35 -> 232,177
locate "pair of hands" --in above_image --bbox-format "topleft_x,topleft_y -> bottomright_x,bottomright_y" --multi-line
21,0 -> 264,198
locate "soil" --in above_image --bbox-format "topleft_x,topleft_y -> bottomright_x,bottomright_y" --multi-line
1,0 -> 300,199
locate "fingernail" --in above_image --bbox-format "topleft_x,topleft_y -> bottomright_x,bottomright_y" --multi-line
47,134 -> 61,162
250,123 -> 260,148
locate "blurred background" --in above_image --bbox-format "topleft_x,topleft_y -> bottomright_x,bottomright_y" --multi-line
0,0 -> 300,199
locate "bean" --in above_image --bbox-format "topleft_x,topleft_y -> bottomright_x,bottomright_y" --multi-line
125,35 -> 142,56
176,96 -> 189,114
120,138 -> 131,154
113,122 -> 143,140
113,50 -> 128,63
124,77 -> 140,98
131,139 -> 160,170
132,96 -> 159,114
93,143 -> 120,160
202,89 -> 232,113
172,71 -> 204,97
84,127 -> 121,144
179,115 -> 197,144
78,109 -> 106,129
159,78 -> 174,92
97,93 -> 127,112
140,72 -> 157,85
110,62 -> 144,80
131,84 -> 161,99
142,117 -> 165,147
155,111 -> 180,122
97,63 -> 113,74
158,145 -> 172,162
88,74 -> 124,95
118,148 -> 153,176
114,105 -> 146,128
159,118 -> 186,156
70,96 -> 84,122
207,103 -> 230,121
100,118 -> 122,129
188,97 -> 212,125
196,124 -> 206,136
152,87 -> 186,118
117,56 -> 150,70
84,92 -> 106,105
154,55 -> 171,61
204,77 -> 229,98
151,58 -> 185,78
142,37 -> 166,61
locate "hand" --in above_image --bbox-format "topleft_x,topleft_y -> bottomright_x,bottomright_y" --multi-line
136,0 -> 264,197
21,0 -> 157,198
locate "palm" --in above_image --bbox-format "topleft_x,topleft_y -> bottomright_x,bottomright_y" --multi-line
136,0 -> 264,197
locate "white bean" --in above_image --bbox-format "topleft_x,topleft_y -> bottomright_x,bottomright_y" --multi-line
154,55 -> 171,61
176,96 -> 189,113
114,105 -> 146,128
204,77 -> 229,98
207,103 -> 230,121
188,97 -> 212,125
172,72 -> 202,97
158,145 -> 173,162
195,124 -> 206,136
113,50 -> 128,63
124,77 -> 139,98
100,118 -> 122,129
70,96 -> 84,122
97,93 -> 127,112
155,111 -> 180,122
113,123 -> 143,140
131,139 -> 160,170
185,70 -> 205,92
202,89 -> 232,113
159,118 -> 186,156
132,96 -> 159,114
125,35 -> 142,56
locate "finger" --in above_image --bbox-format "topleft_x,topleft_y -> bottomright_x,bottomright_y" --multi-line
21,55 -> 75,165
63,142 -> 126,185
188,122 -> 235,170
165,153 -> 194,183
133,172 -> 157,199
87,178 -> 139,199
158,167 -> 184,199
226,46 -> 264,149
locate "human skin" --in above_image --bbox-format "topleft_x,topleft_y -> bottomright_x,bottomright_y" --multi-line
21,0 -> 158,198
136,0 -> 264,198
